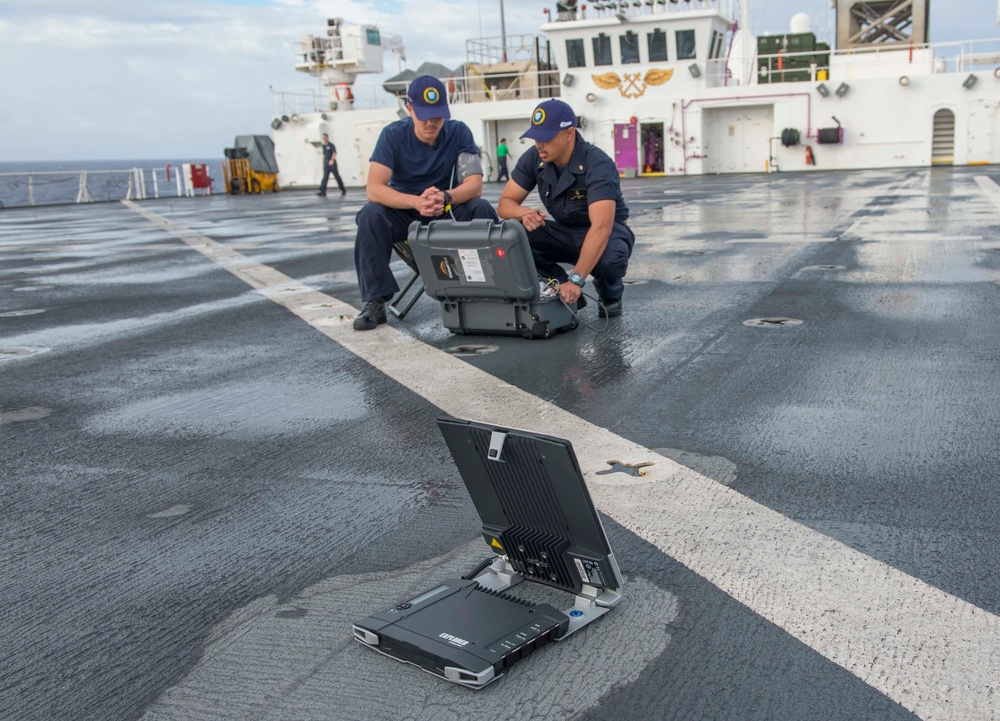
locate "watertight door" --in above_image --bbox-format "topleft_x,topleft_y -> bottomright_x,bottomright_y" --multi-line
966,100 -> 998,166
703,105 -> 774,174
614,124 -> 639,176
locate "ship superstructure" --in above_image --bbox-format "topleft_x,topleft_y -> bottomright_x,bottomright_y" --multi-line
270,0 -> 1000,189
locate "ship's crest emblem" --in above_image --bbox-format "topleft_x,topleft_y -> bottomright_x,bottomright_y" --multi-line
592,69 -> 673,98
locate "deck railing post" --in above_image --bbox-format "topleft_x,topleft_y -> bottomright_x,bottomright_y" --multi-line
76,172 -> 93,203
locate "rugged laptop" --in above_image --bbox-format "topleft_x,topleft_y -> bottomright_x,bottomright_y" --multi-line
352,416 -> 623,688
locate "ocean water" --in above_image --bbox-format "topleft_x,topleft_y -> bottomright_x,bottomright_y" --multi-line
0,159 -> 224,209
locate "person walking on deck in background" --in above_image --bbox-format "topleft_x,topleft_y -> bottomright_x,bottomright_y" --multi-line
496,138 -> 510,182
318,133 -> 346,197
497,99 -> 633,318
351,75 -> 498,330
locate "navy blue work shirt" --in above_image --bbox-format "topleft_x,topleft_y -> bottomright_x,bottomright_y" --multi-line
322,141 -> 336,162
369,118 -> 478,196
510,134 -> 629,227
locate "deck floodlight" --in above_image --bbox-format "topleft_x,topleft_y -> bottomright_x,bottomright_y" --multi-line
963,74 -> 978,89
271,117 -> 282,130
816,83 -> 830,97
835,82 -> 850,97
689,63 -> 701,78
563,73 -> 575,87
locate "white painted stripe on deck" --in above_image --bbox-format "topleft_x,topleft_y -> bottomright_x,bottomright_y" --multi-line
974,174 -> 1000,214
124,200 -> 1000,721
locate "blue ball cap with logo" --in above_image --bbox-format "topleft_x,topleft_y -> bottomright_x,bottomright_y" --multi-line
520,99 -> 576,141
406,75 -> 451,120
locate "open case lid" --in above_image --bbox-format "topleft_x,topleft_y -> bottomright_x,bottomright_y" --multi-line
408,219 -> 542,302
436,415 -> 623,598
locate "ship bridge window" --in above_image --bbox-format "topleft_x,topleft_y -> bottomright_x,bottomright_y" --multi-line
620,31 -> 640,64
709,30 -> 720,58
676,29 -> 696,60
566,38 -> 586,68
648,29 -> 668,62
593,33 -> 612,66
366,28 -> 381,46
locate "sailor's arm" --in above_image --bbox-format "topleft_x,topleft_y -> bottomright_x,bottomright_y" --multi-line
419,153 -> 485,215
498,180 -> 547,231
574,199 -> 615,278
441,152 -> 484,207
365,162 -> 423,210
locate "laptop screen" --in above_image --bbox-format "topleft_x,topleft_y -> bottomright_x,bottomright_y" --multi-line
436,415 -> 623,596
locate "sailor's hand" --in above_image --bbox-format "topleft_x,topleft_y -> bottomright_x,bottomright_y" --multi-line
559,280 -> 582,305
519,208 -> 547,232
417,187 -> 444,217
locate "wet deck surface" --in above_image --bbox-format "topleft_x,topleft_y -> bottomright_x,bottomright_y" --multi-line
3,168 -> 1000,721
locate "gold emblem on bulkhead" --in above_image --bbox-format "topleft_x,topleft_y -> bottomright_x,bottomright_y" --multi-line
592,68 -> 673,98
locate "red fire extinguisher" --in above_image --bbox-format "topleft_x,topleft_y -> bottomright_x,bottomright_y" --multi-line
805,146 -> 815,165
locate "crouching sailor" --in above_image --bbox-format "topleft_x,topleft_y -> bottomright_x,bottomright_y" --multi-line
497,99 -> 634,317
352,75 -> 498,330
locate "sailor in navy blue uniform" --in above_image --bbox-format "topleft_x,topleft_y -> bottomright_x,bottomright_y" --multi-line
498,99 -> 634,317
352,75 -> 497,330
317,133 -> 346,197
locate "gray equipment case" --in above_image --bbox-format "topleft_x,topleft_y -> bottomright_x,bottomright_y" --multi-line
407,219 -> 578,339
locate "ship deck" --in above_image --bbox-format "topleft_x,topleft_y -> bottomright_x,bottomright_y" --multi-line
3,167 -> 1000,721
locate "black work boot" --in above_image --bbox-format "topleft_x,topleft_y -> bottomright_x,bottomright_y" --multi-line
353,300 -> 387,330
598,299 -> 622,318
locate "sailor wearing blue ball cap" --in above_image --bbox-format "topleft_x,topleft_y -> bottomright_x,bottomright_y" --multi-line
498,99 -> 634,317
351,75 -> 498,330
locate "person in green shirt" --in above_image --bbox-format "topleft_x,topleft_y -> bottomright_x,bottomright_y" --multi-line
496,138 -> 510,182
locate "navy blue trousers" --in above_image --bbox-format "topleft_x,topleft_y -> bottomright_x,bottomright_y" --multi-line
354,199 -> 498,302
319,162 -> 345,194
527,221 -> 635,302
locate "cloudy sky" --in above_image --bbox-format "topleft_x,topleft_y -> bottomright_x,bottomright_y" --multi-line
1,0 -> 996,162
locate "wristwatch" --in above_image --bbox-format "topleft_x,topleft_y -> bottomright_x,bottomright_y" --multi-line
567,272 -> 586,288
442,191 -> 453,208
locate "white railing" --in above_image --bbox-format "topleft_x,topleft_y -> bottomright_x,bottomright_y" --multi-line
579,0 -> 734,22
0,165 -> 210,209
272,66 -> 563,116
465,34 -> 553,66
756,37 -> 1000,82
